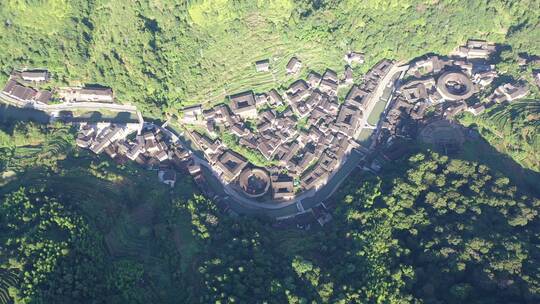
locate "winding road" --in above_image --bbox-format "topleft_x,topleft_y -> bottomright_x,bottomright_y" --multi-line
1,63 -> 408,218
179,62 -> 409,218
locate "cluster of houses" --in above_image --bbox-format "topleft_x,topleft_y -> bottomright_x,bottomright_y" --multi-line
75,123 -> 206,187
1,70 -> 114,105
518,54 -> 540,89
254,56 -> 305,75
183,55 -> 392,202
8,40 -> 535,227
379,39 -> 532,146
1,70 -> 53,104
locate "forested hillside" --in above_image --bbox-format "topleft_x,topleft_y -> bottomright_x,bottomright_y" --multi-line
1,123 -> 539,303
182,152 -> 540,303
0,123 -> 199,303
1,0 -> 539,116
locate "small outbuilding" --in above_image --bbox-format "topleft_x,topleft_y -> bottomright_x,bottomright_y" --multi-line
255,59 -> 270,72
21,70 -> 49,82
344,51 -> 365,65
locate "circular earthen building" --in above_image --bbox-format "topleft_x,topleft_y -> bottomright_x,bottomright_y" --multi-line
238,167 -> 271,198
436,71 -> 475,101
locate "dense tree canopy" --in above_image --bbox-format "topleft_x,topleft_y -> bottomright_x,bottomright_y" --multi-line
170,152 -> 540,303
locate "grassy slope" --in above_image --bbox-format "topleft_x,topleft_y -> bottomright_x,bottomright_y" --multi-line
1,0 -> 538,113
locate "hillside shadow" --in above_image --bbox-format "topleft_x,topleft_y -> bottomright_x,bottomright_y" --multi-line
0,103 -> 50,124
65,111 -> 138,124
457,127 -> 539,195
380,121 -> 540,197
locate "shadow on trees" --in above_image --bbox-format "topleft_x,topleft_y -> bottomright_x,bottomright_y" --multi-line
381,123 -> 540,197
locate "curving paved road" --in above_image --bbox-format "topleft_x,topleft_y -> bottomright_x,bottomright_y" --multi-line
179,63 -> 410,218
1,64 -> 407,218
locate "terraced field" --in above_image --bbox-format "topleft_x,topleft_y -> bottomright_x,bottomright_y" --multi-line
105,204 -> 154,258
181,13 -> 347,107
0,269 -> 17,304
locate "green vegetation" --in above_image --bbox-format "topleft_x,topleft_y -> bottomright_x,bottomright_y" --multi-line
1,0 -> 539,118
367,98 -> 388,125
0,187 -> 108,303
330,152 -> 540,302
2,1 -> 540,303
460,100 -> 540,172
296,116 -> 309,131
0,123 -> 201,303
172,151 -> 540,303
0,121 -> 75,173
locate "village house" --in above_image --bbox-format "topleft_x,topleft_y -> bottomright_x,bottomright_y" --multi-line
451,39 -> 496,60
2,79 -> 53,104
271,173 -> 295,200
319,69 -> 339,95
400,79 -> 435,103
267,89 -> 284,106
288,79 -> 309,95
443,101 -> 467,118
126,137 -> 145,160
335,105 -> 361,137
345,85 -> 370,110
215,150 -> 248,182
229,91 -> 257,119
61,87 -> 114,103
286,57 -> 302,75
408,56 -> 448,76
300,163 -> 330,190
2,79 -> 36,101
534,71 -> 540,88
182,104 -> 203,123
192,131 -> 221,155
89,126 -> 124,154
307,71 -> 322,88
34,90 -> 53,104
473,70 -> 497,87
255,93 -> 268,106
76,135 -> 92,148
467,103 -> 486,116
488,82 -> 529,104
